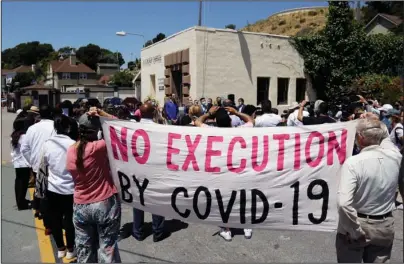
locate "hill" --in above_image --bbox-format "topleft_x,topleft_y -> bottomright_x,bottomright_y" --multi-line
241,7 -> 329,36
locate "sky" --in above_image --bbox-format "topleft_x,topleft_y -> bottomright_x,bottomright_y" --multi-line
2,1 -> 327,67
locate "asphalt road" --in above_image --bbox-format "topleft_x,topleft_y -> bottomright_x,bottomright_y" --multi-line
1,109 -> 403,262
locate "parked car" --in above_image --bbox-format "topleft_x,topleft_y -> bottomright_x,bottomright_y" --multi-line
73,97 -> 101,108
103,97 -> 122,108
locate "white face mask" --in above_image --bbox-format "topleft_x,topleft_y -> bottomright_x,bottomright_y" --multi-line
97,130 -> 103,140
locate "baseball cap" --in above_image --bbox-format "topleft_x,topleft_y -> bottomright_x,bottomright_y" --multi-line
78,113 -> 101,131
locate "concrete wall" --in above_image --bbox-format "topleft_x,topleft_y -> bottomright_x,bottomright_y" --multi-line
141,27 -> 313,110
140,28 -> 196,106
194,27 -> 312,111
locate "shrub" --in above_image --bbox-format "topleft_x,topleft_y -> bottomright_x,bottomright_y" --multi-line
309,22 -> 318,27
278,20 -> 286,26
300,18 -> 306,23
295,24 -> 301,29
350,74 -> 402,103
308,10 -> 318,16
271,25 -> 277,30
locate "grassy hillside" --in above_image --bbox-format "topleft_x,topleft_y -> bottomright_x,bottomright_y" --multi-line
241,7 -> 329,36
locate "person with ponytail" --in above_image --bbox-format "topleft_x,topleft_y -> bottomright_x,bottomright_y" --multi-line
66,108 -> 121,263
42,114 -> 78,259
10,117 -> 31,210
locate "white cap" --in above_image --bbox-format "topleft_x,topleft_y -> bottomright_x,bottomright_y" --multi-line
16,109 -> 23,115
377,104 -> 393,112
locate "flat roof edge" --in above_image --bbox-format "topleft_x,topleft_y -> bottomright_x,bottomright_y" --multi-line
141,26 -> 197,51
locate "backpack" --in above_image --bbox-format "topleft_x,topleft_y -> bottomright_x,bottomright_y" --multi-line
34,144 -> 49,199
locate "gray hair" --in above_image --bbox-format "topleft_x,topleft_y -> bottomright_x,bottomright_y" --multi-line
356,119 -> 385,147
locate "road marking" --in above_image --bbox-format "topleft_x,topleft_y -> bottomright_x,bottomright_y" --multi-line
29,188 -> 56,263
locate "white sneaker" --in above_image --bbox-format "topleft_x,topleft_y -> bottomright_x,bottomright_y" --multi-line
219,229 -> 232,242
244,229 -> 252,239
66,249 -> 77,260
57,250 -> 66,259
397,204 -> 404,210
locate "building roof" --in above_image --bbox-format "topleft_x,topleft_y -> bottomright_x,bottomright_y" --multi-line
51,58 -> 95,73
21,83 -> 55,91
365,13 -> 403,30
97,63 -> 119,67
13,65 -> 33,73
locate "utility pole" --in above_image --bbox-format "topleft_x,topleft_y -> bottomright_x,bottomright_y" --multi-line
198,0 -> 202,26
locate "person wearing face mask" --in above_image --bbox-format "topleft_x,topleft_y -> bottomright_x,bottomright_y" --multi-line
66,108 -> 121,263
200,97 -> 207,114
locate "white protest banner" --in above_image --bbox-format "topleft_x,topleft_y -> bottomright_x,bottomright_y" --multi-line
102,119 -> 356,232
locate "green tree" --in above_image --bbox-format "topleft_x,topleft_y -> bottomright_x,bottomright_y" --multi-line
99,49 -> 125,66
57,46 -> 76,56
144,40 -> 153,48
110,70 -> 134,87
361,1 -> 404,24
1,41 -> 54,69
10,72 -> 36,91
152,33 -> 166,44
225,24 -> 236,30
127,61 -> 136,70
292,2 -> 369,103
76,44 -> 102,70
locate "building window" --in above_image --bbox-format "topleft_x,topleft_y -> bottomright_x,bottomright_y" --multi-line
62,73 -> 70,80
79,73 -> 87,80
257,77 -> 270,105
277,78 -> 289,105
296,78 -> 306,102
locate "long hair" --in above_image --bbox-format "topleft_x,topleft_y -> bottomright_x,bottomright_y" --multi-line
11,118 -> 27,149
76,125 -> 98,171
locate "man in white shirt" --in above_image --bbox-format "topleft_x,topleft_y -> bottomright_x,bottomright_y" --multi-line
287,102 -> 309,126
336,115 -> 402,263
254,100 -> 282,127
21,105 -> 55,174
20,104 -> 55,231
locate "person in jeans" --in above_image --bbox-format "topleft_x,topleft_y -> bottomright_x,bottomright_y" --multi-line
11,117 -> 31,210
66,109 -> 121,263
336,114 -> 402,262
132,103 -> 167,242
43,115 -> 78,259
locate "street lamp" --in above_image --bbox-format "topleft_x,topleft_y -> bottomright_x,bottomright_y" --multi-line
115,31 -> 145,44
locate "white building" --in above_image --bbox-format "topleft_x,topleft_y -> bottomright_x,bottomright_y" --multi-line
140,26 -> 315,110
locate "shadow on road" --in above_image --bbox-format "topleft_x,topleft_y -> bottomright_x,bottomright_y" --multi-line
119,219 -> 189,241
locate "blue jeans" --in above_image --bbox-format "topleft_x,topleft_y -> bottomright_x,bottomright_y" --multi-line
132,208 -> 165,239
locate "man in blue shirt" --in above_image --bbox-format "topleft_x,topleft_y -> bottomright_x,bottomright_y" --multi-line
163,95 -> 178,122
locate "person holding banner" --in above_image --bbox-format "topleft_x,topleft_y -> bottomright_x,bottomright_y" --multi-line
132,102 -> 168,242
195,105 -> 254,241
66,109 -> 121,263
336,115 -> 402,263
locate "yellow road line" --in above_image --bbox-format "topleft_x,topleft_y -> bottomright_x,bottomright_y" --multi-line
29,188 -> 56,263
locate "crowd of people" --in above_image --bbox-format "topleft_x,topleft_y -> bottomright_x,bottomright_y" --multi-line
9,93 -> 404,263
